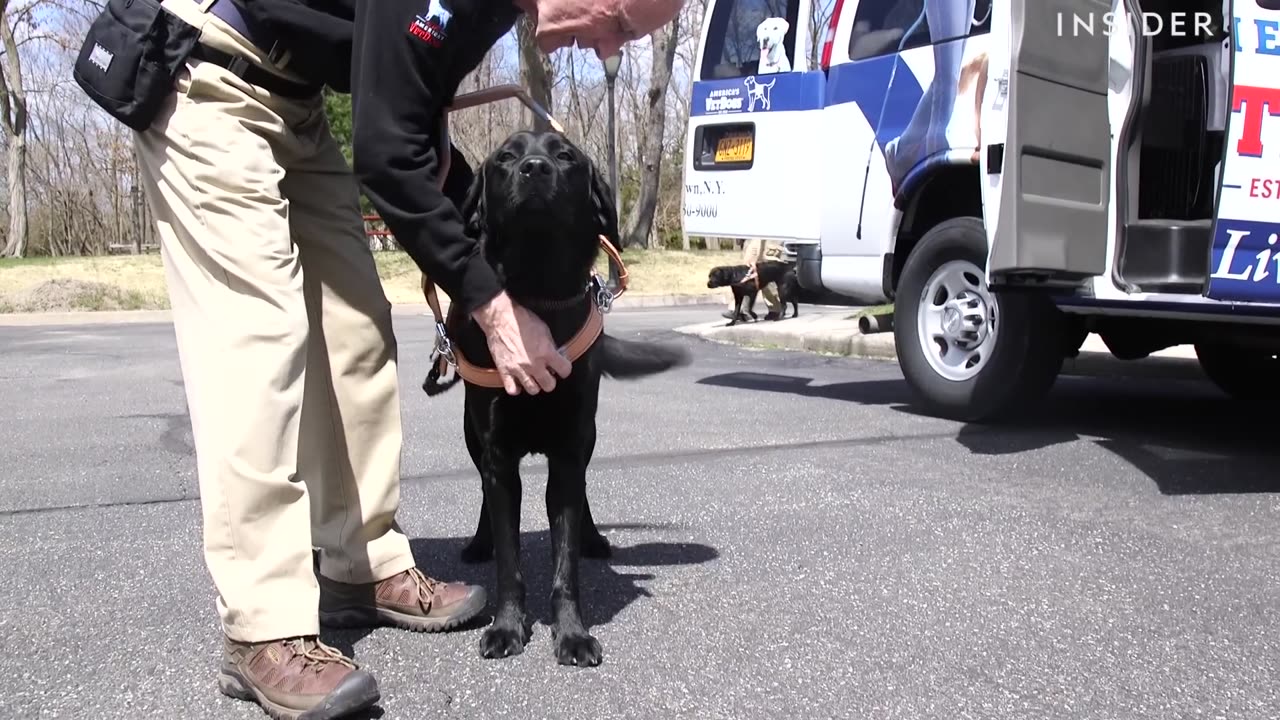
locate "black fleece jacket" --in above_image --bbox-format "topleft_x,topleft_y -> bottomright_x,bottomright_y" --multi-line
242,0 -> 522,316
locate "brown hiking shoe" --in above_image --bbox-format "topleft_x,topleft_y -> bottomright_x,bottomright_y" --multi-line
318,567 -> 486,633
218,636 -> 378,720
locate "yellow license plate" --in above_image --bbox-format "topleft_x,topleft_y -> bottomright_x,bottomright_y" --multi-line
714,134 -> 753,163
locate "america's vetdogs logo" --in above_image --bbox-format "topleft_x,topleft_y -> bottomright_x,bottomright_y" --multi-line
408,0 -> 452,46
743,76 -> 774,111
702,77 -> 776,114
704,87 -> 743,113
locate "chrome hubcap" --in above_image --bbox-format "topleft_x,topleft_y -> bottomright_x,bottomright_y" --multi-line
916,259 -> 998,382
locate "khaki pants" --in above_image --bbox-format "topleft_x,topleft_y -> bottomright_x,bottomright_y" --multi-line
727,239 -> 784,314
134,5 -> 415,643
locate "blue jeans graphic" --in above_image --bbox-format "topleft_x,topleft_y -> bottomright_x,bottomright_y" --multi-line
884,0 -> 977,188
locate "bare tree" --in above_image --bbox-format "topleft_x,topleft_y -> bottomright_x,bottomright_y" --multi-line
516,17 -> 553,131
621,15 -> 680,249
0,0 -> 33,257
1,5 -> 712,260
808,0 -> 836,68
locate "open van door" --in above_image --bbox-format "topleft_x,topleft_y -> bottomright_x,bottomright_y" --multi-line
1205,0 -> 1280,305
982,0 -> 1113,287
682,0 -> 824,248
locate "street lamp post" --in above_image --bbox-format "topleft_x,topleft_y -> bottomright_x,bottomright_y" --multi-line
603,53 -> 622,291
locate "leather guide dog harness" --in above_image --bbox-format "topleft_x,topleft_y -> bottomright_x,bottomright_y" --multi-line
422,235 -> 629,389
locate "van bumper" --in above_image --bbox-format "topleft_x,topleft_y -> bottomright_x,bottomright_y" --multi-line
795,243 -> 825,292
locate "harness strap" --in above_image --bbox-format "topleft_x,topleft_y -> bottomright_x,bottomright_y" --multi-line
422,234 -> 626,389
449,301 -> 604,388
599,236 -> 629,296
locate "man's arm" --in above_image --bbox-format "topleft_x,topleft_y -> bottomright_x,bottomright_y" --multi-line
347,0 -> 572,395
349,0 -> 501,317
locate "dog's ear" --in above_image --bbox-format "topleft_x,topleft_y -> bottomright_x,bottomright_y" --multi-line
589,161 -> 622,252
459,164 -> 487,240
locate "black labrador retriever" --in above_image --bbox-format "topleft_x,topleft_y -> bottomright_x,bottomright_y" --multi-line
431,130 -> 690,666
707,261 -> 800,325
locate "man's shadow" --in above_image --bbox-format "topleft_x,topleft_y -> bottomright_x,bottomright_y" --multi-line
698,370 -> 1278,496
323,524 -> 718,660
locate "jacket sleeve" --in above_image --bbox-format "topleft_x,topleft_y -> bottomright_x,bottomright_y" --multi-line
348,0 -> 502,317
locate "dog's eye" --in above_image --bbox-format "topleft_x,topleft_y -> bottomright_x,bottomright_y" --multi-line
556,151 -> 573,162
497,151 -> 516,163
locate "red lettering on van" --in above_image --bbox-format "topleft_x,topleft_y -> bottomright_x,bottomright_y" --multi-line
1233,85 -> 1280,158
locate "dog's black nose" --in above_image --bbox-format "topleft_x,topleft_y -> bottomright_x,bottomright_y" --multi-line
519,156 -> 552,176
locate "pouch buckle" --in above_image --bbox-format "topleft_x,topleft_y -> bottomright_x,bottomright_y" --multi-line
226,54 -> 249,77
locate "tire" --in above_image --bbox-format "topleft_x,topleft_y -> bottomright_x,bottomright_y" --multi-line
893,217 -> 1066,422
1194,343 -> 1280,404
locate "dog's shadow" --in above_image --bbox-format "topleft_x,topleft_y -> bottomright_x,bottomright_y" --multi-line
324,523 -> 718,659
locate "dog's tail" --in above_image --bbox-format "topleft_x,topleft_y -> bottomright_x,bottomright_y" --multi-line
597,334 -> 692,380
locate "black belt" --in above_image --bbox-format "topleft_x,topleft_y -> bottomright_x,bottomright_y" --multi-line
206,0 -> 277,55
190,44 -> 320,99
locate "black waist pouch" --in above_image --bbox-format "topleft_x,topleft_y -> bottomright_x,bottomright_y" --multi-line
72,0 -> 201,131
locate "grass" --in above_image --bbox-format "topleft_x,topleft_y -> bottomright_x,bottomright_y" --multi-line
0,248 -> 741,313
849,303 -> 894,319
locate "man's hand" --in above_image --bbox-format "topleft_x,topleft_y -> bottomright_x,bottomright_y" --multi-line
472,292 -> 573,395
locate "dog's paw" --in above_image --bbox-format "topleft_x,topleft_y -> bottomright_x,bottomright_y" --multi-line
580,532 -> 612,559
479,623 -> 530,659
553,632 -> 603,667
459,539 -> 494,564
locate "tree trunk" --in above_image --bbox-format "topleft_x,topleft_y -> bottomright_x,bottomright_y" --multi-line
0,2 -> 29,258
622,17 -> 680,249
516,17 -> 554,132
3,133 -> 26,256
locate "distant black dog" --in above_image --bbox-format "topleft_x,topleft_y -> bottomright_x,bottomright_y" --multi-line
431,130 -> 690,667
707,261 -> 800,325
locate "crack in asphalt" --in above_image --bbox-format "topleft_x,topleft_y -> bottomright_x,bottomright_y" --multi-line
0,429 -> 964,518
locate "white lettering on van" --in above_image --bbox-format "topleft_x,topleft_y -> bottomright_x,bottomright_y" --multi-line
706,96 -> 743,112
1211,229 -> 1278,281
1212,229 -> 1253,280
704,87 -> 744,114
1253,234 -> 1280,282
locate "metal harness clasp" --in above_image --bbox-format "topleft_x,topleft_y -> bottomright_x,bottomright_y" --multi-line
431,321 -> 456,367
591,275 -> 615,314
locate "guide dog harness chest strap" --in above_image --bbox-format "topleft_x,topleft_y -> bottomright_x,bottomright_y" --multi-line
421,236 -> 629,388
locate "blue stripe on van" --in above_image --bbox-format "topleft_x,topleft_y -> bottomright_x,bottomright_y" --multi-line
1205,218 -> 1280,304
824,54 -> 925,151
690,71 -> 825,117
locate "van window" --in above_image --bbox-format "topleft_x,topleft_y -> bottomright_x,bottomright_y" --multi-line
847,0 -> 991,62
700,0 -> 802,79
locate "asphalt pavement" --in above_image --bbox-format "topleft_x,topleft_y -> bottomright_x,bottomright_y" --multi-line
1,306 -> 1278,720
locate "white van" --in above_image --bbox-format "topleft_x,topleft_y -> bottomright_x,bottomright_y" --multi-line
683,0 -> 1280,420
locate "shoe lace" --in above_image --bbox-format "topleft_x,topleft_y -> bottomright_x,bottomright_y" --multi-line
406,567 -> 443,610
286,637 -> 355,673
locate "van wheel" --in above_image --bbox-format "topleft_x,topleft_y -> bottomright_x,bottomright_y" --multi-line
1194,343 -> 1278,403
894,217 -> 1065,422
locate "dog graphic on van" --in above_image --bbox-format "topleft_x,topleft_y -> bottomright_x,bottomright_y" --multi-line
743,76 -> 776,112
